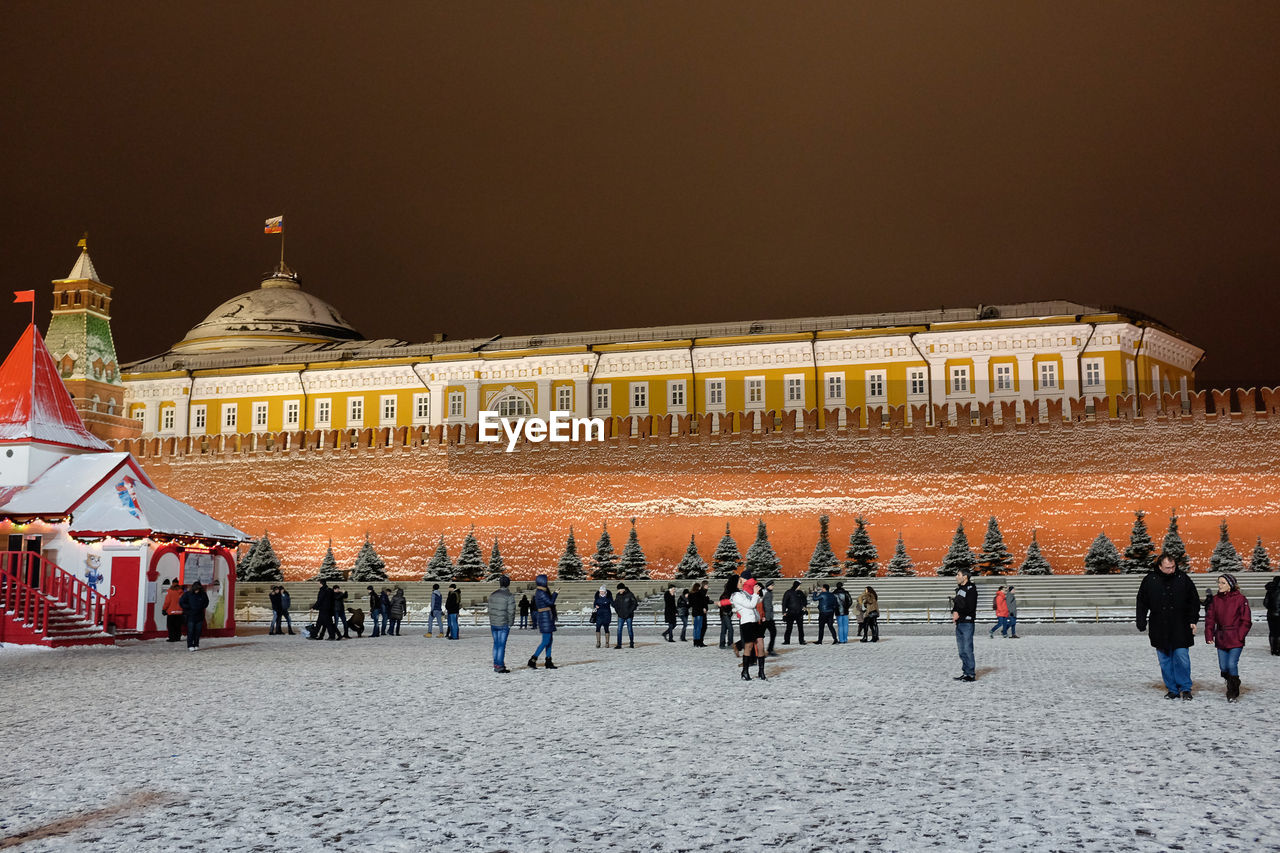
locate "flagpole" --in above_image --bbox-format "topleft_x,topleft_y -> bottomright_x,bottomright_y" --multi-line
280,211 -> 285,268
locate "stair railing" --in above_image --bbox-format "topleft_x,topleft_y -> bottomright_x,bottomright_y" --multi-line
0,551 -> 108,633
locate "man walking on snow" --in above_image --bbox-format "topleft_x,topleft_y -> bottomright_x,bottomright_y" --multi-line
952,567 -> 978,681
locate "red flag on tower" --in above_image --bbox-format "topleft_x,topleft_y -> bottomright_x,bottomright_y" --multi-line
13,291 -> 34,304
264,215 -> 283,234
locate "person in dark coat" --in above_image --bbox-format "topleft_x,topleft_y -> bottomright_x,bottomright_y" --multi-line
345,607 -> 365,637
528,574 -> 558,669
1265,576 -> 1280,656
179,581 -> 210,650
518,593 -> 531,630
782,580 -> 807,645
427,584 -> 445,637
388,587 -> 407,636
267,585 -> 283,635
676,589 -> 691,642
835,582 -> 853,643
689,582 -> 709,647
718,576 -> 739,650
815,583 -> 839,644
312,580 -> 338,640
592,585 -> 614,648
1136,552 -> 1201,699
662,584 -> 678,642
1204,573 -> 1252,702
614,583 -> 639,648
332,585 -> 349,638
760,580 -> 778,655
445,584 -> 462,640
367,585 -> 384,638
951,567 -> 978,681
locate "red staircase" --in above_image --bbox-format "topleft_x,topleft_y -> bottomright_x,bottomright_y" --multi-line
0,551 -> 114,647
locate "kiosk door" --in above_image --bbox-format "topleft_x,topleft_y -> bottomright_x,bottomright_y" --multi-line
109,556 -> 141,631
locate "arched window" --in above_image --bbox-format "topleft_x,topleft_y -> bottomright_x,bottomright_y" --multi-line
496,394 -> 533,417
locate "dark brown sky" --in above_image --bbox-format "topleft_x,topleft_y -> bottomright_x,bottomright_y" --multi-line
2,2 -> 1277,388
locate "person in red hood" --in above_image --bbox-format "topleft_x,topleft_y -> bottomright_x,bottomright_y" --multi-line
1204,573 -> 1252,703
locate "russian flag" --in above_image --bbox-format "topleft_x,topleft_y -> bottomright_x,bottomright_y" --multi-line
264,215 -> 283,234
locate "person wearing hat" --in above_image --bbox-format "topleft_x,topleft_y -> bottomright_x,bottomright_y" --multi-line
592,584 -> 614,648
661,584 -> 678,642
528,574 -> 559,669
1136,552 -> 1201,699
1204,573 -> 1252,702
731,577 -> 767,680
613,582 -> 639,649
488,575 -> 517,673
951,567 -> 978,681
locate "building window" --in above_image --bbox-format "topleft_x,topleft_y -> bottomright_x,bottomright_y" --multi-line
630,382 -> 648,412
253,402 -> 269,429
707,379 -> 725,409
865,371 -> 885,400
745,377 -> 764,407
497,394 -> 532,417
380,395 -> 397,425
160,407 -> 175,431
413,393 -> 430,422
909,369 -> 927,397
668,381 -> 686,410
785,376 -> 804,405
995,364 -> 1013,392
132,406 -> 146,423
556,386 -> 572,411
951,366 -> 969,394
192,406 -> 206,431
1083,360 -> 1103,389
827,373 -> 845,402
284,400 -> 300,428
316,399 -> 332,427
348,398 -> 364,426
594,385 -> 611,412
1039,362 -> 1058,390
448,392 -> 464,418
222,404 -> 238,431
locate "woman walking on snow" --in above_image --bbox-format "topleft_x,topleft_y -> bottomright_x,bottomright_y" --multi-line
731,577 -> 766,680
529,574 -> 559,669
1204,573 -> 1252,702
592,585 -> 613,648
859,586 -> 880,643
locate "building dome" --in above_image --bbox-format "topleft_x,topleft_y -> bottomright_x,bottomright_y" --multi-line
172,264 -> 363,353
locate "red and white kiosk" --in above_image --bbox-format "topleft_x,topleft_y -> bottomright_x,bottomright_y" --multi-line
0,324 -> 246,646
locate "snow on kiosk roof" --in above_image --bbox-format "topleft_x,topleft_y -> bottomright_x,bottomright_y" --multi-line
0,323 -> 108,450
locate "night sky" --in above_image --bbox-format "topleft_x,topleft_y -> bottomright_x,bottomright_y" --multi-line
2,2 -> 1277,389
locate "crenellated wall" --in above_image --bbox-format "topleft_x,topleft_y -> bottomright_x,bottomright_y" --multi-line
123,389 -> 1280,580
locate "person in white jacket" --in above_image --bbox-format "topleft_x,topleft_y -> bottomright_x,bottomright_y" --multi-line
731,578 -> 767,681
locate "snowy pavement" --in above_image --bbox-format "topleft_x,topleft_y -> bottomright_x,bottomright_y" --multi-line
2,625 -> 1278,852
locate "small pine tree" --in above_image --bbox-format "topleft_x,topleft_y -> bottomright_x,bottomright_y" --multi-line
674,535 -> 709,580
1161,512 -> 1190,572
617,518 -> 650,580
804,515 -> 841,578
1122,510 -> 1157,574
590,521 -> 619,581
557,527 -> 587,581
1084,531 -> 1122,574
711,523 -> 742,578
938,520 -> 976,577
235,538 -> 260,582
884,533 -> 915,577
454,526 -> 486,582
745,518 -> 783,580
350,534 -> 388,582
1018,530 -> 1052,575
423,536 -> 453,582
243,533 -> 284,582
1208,520 -> 1244,574
1248,536 -> 1272,573
844,515 -> 879,578
977,517 -> 1013,575
486,538 -> 505,582
314,539 -> 343,581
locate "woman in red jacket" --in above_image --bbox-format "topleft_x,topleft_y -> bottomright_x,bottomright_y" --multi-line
1204,573 -> 1252,703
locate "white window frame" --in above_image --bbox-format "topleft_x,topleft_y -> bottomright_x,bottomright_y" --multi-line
191,405 -> 206,432
745,376 -> 765,408
413,393 -> 430,423
221,403 -> 238,432
316,398 -> 332,428
706,378 -> 726,411
131,406 -> 146,424
668,380 -> 686,412
865,371 -> 885,401
950,366 -> 970,395
1038,362 -> 1058,391
160,406 -> 175,432
252,401 -> 269,430
556,386 -> 572,411
826,372 -> 846,403
784,374 -> 805,407
629,382 -> 649,414
284,399 -> 301,429
1082,359 -> 1104,390
380,395 -> 397,426
994,363 -> 1014,392
448,391 -> 464,419
348,397 -> 364,427
594,385 -> 611,414
908,368 -> 927,397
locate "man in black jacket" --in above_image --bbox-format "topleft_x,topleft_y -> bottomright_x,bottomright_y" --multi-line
689,583 -> 708,646
614,583 -> 639,648
313,580 -> 338,640
446,584 -> 462,640
661,584 -> 678,642
1264,576 -> 1280,656
1136,553 -> 1201,699
951,567 -> 978,681
781,580 -> 807,645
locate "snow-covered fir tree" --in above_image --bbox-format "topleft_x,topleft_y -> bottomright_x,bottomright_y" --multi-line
804,515 -> 841,578
843,515 -> 878,577
617,518 -> 650,580
423,536 -> 453,582
242,533 -> 284,582
1248,536 -> 1272,573
1018,530 -> 1052,575
744,518 -> 783,579
453,527 -> 486,582
313,539 -> 343,581
1161,512 -> 1191,572
674,535 -> 708,580
235,538 -> 260,582
976,516 -> 1013,575
556,527 -> 587,581
1084,531 -> 1122,574
711,523 -> 742,578
590,521 -> 619,581
486,538 -> 505,582
937,520 -> 976,577
349,534 -> 388,583
1122,510 -> 1157,574
1208,520 -> 1244,574
884,533 -> 915,577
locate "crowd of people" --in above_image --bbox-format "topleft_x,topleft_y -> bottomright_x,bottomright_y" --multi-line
159,578 -> 210,650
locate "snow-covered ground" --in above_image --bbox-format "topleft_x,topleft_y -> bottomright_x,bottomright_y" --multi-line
1,625 -> 1278,852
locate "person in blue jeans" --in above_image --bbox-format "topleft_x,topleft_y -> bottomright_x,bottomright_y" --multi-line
835,582 -> 852,644
528,574 -> 558,669
951,567 -> 977,681
592,585 -> 614,648
367,585 -> 384,637
613,582 -> 638,649
427,584 -> 445,637
1136,553 -> 1201,700
446,584 -> 462,640
488,575 -> 516,673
